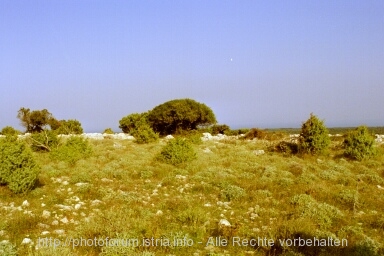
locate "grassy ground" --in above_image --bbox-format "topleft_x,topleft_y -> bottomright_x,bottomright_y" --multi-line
1,136 -> 384,255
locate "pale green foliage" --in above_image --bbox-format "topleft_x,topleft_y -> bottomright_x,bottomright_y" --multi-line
290,194 -> 343,228
56,119 -> 84,135
0,242 -> 17,256
343,126 -> 376,161
51,136 -> 92,166
0,126 -> 20,136
220,183 -> 245,201
0,137 -> 40,193
299,113 -> 330,154
157,138 -> 196,165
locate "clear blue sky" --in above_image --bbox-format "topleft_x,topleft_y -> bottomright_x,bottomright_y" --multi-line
1,1 -> 383,132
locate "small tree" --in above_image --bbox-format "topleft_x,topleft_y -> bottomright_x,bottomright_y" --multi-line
56,119 -> 84,135
103,128 -> 114,134
148,98 -> 217,135
299,113 -> 330,154
156,138 -> 196,166
0,136 -> 40,193
343,126 -> 376,161
0,126 -> 20,136
17,107 -> 58,133
119,112 -> 149,134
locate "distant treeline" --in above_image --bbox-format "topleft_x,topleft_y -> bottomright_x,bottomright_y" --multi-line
267,127 -> 384,135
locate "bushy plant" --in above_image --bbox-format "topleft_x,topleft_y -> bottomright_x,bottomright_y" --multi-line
343,126 -> 376,161
131,124 -> 159,144
299,113 -> 330,154
272,141 -> 299,155
157,138 -> 196,165
119,112 -> 149,134
0,137 -> 40,193
242,128 -> 267,140
148,98 -> 217,135
103,128 -> 114,134
210,124 -> 230,135
0,126 -> 20,136
17,107 -> 58,133
51,136 -> 92,166
29,130 -> 60,152
56,119 -> 84,134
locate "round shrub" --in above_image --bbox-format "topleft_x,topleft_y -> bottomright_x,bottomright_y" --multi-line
131,124 -> 159,144
103,128 -> 114,134
51,136 -> 92,166
148,98 -> 217,135
0,137 -> 40,193
299,113 -> 330,154
157,138 -> 197,165
56,119 -> 84,135
343,126 -> 376,161
0,126 -> 20,136
119,112 -> 149,134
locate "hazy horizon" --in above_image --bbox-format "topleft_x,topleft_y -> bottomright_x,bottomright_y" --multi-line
1,1 -> 383,133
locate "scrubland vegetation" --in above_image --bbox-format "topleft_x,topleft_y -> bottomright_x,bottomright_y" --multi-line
1,100 -> 384,255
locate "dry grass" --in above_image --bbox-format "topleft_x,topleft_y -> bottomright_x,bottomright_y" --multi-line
0,137 -> 384,255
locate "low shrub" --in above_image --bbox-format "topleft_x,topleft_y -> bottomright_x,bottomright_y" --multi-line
210,124 -> 231,135
29,130 -> 60,152
103,128 -> 114,134
51,136 -> 92,166
157,138 -> 196,166
0,126 -> 20,136
272,141 -> 299,155
243,128 -> 267,140
131,124 -> 159,144
0,137 -> 40,193
343,126 -> 376,161
55,119 -> 84,135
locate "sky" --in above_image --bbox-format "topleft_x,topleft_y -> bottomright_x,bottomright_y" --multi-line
1,1 -> 383,132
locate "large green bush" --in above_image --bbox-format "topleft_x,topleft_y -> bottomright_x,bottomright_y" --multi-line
299,113 -> 330,154
148,98 -> 217,135
343,126 -> 376,161
0,126 -> 20,136
0,137 -> 40,193
56,119 -> 84,135
119,112 -> 149,134
131,124 -> 159,144
157,138 -> 196,165
51,136 -> 92,166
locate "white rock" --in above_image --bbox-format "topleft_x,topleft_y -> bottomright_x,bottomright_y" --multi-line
52,220 -> 59,226
60,217 -> 69,224
21,238 -> 33,245
91,199 -> 102,206
253,150 -> 265,156
41,231 -> 50,235
74,204 -> 81,210
42,210 -> 51,218
165,135 -> 174,140
22,200 -> 30,207
53,229 -> 65,235
156,210 -> 163,216
219,219 -> 231,227
37,223 -> 50,229
62,181 -> 69,186
75,182 -> 88,187
101,178 -> 113,183
204,203 -> 211,207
